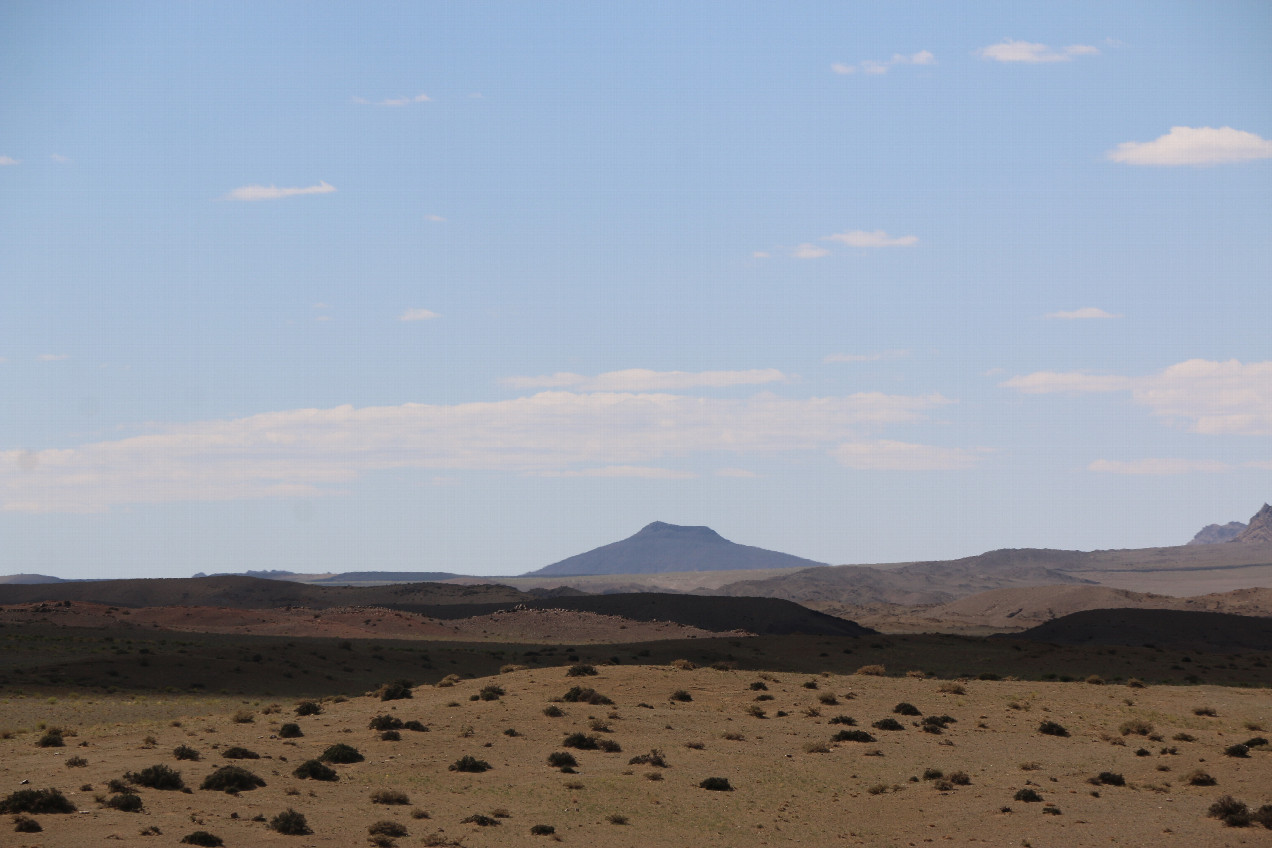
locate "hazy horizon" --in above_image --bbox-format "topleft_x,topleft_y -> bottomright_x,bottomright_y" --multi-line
2,2 -> 1269,580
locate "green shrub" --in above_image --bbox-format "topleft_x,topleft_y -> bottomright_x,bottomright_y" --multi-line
200,765 -> 265,793
369,715 -> 404,731
293,760 -> 338,781
103,792 -> 144,812
320,743 -> 364,764
449,755 -> 491,773
0,787 -> 76,814
173,744 -> 201,761
270,808 -> 312,835
221,746 -> 259,759
126,764 -> 185,790
1038,721 -> 1069,737
699,777 -> 733,791
294,700 -> 322,716
180,832 -> 223,846
278,723 -> 303,738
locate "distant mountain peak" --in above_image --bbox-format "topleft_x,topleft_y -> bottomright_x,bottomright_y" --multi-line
1188,521 -> 1246,545
1234,503 -> 1272,544
525,522 -> 824,577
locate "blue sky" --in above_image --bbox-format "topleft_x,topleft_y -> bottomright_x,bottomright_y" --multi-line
2,1 -> 1270,579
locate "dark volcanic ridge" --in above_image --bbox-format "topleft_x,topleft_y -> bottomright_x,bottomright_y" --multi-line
527,521 -> 826,576
1005,607 -> 1272,652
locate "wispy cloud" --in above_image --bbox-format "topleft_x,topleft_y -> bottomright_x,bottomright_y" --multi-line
425,214 -> 446,222
1002,359 -> 1272,436
0,155 -> 19,166
715,468 -> 759,478
38,354 -> 70,362
833,440 -> 985,471
1046,307 -> 1120,320
50,153 -> 70,164
824,350 -> 909,364
976,39 -> 1099,63
1107,126 -> 1272,166
398,308 -> 439,322
832,51 -> 935,75
791,243 -> 830,259
1088,458 -> 1231,475
353,93 -> 431,106
824,229 -> 918,248
503,368 -> 788,392
223,181 -> 336,201
0,389 -> 957,511
539,466 -> 697,479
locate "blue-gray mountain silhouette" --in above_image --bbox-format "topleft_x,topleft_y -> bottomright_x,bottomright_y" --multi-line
525,521 -> 826,576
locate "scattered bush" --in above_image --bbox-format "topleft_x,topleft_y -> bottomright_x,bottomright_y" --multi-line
670,689 -> 692,702
1208,795 -> 1252,827
893,702 -> 921,716
65,755 -> 87,768
1255,805 -> 1272,829
628,749 -> 668,768
749,681 -> 768,691
270,808 -> 312,835
461,813 -> 499,826
231,710 -> 254,724
561,686 -> 613,705
1119,719 -> 1153,736
36,730 -> 64,747
0,788 -> 76,814
367,788 -> 409,806
294,700 -> 322,716
547,751 -> 578,769
563,732 -> 619,751
1172,732 -> 1196,742
13,815 -> 41,833
938,682 -> 966,695
722,732 -> 744,741
1193,706 -> 1217,717
922,768 -> 943,780
221,746 -> 259,760
200,765 -> 265,793
567,664 -> 598,677
377,680 -> 414,701
320,743 -> 364,764
1014,788 -> 1043,803
872,718 -> 904,731
293,760 -> 338,781
1093,772 -> 1125,786
832,729 -> 875,743
369,715 -> 405,731
949,771 -> 971,786
699,777 -> 733,791
685,740 -> 706,749
1038,721 -> 1069,737
828,715 -> 856,726
607,813 -> 629,825
278,722 -> 303,738
1224,743 -> 1250,758
746,705 -> 766,718
173,744 -> 201,761
478,685 -> 505,701
103,792 -> 144,812
126,764 -> 185,791
671,659 -> 696,670
369,820 -> 408,837
543,705 -> 565,718
1244,736 -> 1269,749
530,824 -> 556,835
449,755 -> 492,773
855,664 -> 886,676
803,741 -> 830,754
180,832 -> 223,846
1187,770 -> 1217,786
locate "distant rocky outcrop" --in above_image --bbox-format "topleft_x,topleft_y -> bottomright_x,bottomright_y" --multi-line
0,573 -> 67,585
1188,521 -> 1246,545
1234,504 -> 1272,544
525,521 -> 826,577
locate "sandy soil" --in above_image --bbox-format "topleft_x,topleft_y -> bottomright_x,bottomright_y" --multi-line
2,664 -> 1270,847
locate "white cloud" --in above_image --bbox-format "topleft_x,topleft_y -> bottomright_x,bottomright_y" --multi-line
354,93 -> 431,106
0,389 -> 956,512
0,156 -> 19,166
976,39 -> 1099,63
503,368 -> 788,392
539,466 -> 697,479
1003,359 -> 1272,436
792,243 -> 830,259
832,51 -> 935,75
824,229 -> 918,248
1107,126 -> 1272,166
715,468 -> 758,478
824,350 -> 909,364
752,251 -> 771,259
425,214 -> 446,222
398,308 -> 439,322
1046,307 -> 1120,320
312,302 -> 330,309
50,153 -> 70,164
833,440 -> 983,471
1088,458 -> 1231,475
223,181 -> 336,201
38,354 -> 70,362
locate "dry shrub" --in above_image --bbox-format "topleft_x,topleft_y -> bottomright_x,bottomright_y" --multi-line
938,682 -> 966,695
855,665 -> 886,677
269,808 -> 312,835
371,789 -> 410,805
